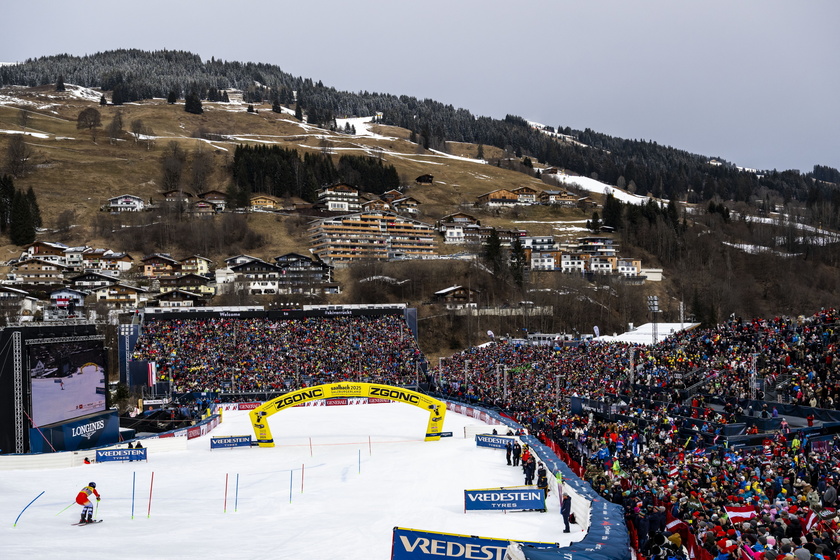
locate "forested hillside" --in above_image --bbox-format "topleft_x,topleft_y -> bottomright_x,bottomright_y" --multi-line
4,49 -> 840,228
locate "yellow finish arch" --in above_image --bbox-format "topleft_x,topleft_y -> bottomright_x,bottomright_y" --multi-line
249,383 -> 447,447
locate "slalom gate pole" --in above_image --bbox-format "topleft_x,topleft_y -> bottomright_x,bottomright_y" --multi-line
289,470 -> 293,503
131,472 -> 136,519
301,464 -> 304,493
234,474 -> 240,513
14,491 -> 45,527
309,437 -> 313,457
55,502 -> 75,516
224,473 -> 229,513
147,471 -> 155,518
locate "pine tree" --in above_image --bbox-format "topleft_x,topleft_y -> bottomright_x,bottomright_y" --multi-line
9,189 -> 35,245
55,75 -> 66,92
184,92 -> 203,115
509,238 -> 526,288
483,229 -> 504,276
100,95 -> 107,106
25,186 -> 41,229
167,90 -> 178,104
0,175 -> 15,232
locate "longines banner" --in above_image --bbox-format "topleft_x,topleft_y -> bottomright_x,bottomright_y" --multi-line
29,410 -> 119,453
391,527 -> 559,560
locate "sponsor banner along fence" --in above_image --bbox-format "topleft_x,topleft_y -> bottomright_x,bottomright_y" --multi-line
391,527 -> 559,560
210,435 -> 252,449
475,434 -> 515,449
464,487 -> 545,511
96,447 -> 147,462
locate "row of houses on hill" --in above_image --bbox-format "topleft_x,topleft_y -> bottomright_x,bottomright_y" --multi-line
1,242 -> 337,321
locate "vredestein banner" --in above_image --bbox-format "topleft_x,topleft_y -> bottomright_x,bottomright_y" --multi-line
391,527 -> 559,560
475,434 -> 514,449
250,383 -> 446,446
96,447 -> 147,462
464,487 -> 545,511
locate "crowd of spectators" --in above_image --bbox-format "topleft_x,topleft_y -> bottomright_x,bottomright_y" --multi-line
132,315 -> 423,393
130,308 -> 840,560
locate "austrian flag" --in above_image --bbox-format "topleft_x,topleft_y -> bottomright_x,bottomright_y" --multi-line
724,505 -> 757,523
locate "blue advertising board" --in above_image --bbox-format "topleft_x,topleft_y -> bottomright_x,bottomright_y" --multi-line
464,487 -> 545,511
475,434 -> 513,449
392,527 -> 558,560
210,435 -> 252,449
96,447 -> 147,462
29,410 -> 119,453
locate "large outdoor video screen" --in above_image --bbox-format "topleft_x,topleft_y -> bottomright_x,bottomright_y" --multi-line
29,340 -> 107,427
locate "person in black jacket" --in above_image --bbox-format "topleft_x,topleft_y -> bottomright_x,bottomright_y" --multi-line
561,492 -> 572,533
523,456 -> 536,485
505,440 -> 512,466
512,442 -> 521,467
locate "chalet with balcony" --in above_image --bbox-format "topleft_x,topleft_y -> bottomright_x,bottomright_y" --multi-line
105,194 -> 146,212
82,249 -> 134,273
392,196 -> 421,215
250,194 -> 283,211
475,189 -> 519,207
155,289 -> 204,308
362,199 -> 391,212
540,190 -> 578,207
198,190 -> 228,212
20,241 -> 68,264
10,258 -> 70,286
142,254 -> 181,278
90,283 -> 148,310
69,271 -> 118,290
434,285 -> 480,309
159,273 -> 214,297
273,252 -> 335,294
512,186 -> 540,204
230,259 -> 282,294
180,255 -> 213,276
317,183 -> 361,213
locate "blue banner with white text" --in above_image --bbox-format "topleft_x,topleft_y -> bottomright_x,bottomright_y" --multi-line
210,435 -> 252,449
391,527 -> 558,560
96,447 -> 147,462
464,487 -> 545,511
475,434 -> 514,449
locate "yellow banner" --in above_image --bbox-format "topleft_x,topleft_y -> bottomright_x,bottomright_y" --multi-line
250,383 -> 446,447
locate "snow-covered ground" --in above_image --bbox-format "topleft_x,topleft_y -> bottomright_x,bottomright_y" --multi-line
2,405 -> 582,560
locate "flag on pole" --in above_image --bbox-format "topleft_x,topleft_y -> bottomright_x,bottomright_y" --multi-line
724,505 -> 757,523
148,362 -> 157,386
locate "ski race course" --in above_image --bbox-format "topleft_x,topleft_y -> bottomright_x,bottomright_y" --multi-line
3,403 -> 584,560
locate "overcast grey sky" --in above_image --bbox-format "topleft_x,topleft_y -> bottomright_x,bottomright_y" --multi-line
3,1 -> 838,172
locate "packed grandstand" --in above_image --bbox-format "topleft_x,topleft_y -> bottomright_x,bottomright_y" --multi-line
131,307 -> 840,560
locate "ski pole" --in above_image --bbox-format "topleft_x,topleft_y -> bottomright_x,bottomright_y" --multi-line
14,491 -> 45,527
94,499 -> 99,520
55,501 -> 76,516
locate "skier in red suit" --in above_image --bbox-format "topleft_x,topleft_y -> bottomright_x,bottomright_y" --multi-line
76,482 -> 100,523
